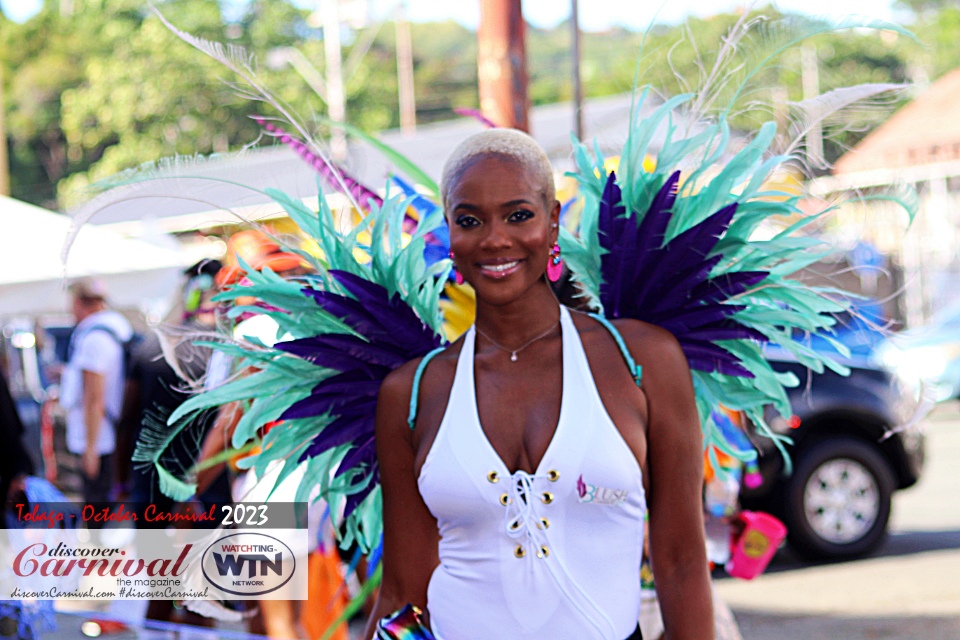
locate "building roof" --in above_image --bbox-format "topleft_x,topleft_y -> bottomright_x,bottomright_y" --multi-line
834,69 -> 960,175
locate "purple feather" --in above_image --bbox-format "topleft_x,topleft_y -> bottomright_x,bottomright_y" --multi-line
454,107 -> 499,128
655,306 -> 743,333
636,207 -> 739,308
253,116 -> 383,211
601,171 -> 680,318
687,271 -> 767,305
343,461 -> 378,516
275,266 -> 443,504
596,170 -> 770,377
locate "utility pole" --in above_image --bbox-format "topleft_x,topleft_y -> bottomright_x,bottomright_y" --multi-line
571,0 -> 583,141
477,0 -> 529,132
396,3 -> 416,135
801,44 -> 823,168
323,0 -> 347,159
0,64 -> 9,197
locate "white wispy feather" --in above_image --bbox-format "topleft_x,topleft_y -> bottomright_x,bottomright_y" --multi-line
783,83 -> 909,169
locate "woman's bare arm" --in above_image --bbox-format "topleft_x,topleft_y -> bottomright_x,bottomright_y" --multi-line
362,361 -> 440,638
631,326 -> 714,640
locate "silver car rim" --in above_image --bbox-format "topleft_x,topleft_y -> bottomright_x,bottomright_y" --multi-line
803,457 -> 880,544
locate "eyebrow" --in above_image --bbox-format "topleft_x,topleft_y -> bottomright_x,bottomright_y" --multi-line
452,198 -> 535,213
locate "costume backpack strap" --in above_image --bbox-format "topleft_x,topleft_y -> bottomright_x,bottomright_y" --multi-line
588,313 -> 642,387
407,346 -> 446,430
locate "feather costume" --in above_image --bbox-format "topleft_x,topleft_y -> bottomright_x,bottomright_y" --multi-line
108,11 -> 919,559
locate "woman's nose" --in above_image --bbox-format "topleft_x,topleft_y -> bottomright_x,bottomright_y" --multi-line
479,219 -> 512,250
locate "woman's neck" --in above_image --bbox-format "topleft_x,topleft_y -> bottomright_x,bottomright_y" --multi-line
473,280 -> 561,345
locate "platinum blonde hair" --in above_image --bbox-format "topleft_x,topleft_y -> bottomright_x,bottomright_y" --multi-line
440,128 -> 556,208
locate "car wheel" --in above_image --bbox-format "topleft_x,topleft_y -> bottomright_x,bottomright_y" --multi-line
784,437 -> 894,560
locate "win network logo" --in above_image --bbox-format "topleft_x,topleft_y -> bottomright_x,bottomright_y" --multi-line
201,533 -> 296,596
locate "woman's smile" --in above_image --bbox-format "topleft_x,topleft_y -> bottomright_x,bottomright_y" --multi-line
477,258 -> 524,279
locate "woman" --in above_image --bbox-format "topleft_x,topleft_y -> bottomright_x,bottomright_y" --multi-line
366,129 -> 714,639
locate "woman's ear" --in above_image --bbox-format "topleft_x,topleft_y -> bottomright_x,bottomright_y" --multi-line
550,199 -> 561,239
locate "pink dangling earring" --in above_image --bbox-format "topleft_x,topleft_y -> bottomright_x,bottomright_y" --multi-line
547,242 -> 563,282
450,250 -> 464,285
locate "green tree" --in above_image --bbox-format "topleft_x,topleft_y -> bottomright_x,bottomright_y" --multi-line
56,0 -> 313,207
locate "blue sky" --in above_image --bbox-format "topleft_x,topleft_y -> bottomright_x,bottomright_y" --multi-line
2,0 -> 900,29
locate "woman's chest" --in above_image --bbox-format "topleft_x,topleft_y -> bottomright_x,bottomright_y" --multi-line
474,358 -> 564,473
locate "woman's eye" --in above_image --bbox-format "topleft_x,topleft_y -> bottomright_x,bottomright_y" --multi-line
508,209 -> 534,222
455,214 -> 480,228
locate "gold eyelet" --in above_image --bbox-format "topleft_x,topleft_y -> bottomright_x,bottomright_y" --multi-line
541,492 -> 554,504
499,493 -> 510,506
487,471 -> 499,483
509,520 -> 521,531
538,545 -> 549,558
514,545 -> 525,558
547,469 -> 560,482
539,517 -> 550,530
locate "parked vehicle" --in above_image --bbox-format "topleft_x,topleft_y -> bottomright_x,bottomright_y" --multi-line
741,305 -> 926,560
875,298 -> 960,403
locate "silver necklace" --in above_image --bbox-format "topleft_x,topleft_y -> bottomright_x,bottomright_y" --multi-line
475,320 -> 560,362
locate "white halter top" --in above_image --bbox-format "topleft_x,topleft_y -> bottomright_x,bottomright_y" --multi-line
418,306 -> 646,640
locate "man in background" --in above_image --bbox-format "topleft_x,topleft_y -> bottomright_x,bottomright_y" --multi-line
60,278 -> 132,504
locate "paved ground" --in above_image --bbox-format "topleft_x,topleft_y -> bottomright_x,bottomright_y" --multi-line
715,402 -> 960,640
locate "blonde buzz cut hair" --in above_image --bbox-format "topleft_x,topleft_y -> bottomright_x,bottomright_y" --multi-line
440,128 -> 556,208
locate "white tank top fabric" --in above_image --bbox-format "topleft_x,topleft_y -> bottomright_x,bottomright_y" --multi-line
418,306 -> 647,640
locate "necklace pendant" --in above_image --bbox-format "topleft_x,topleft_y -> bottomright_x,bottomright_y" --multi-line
510,352 -> 518,362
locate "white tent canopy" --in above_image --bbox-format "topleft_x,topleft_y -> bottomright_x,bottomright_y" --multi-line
0,195 -> 189,317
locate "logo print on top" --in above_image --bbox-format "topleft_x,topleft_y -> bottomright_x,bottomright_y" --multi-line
201,532 -> 296,597
577,475 -> 629,506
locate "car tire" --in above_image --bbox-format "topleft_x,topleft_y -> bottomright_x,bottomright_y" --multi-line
784,437 -> 894,560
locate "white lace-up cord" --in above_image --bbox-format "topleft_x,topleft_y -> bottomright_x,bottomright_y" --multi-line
501,471 -> 616,639
502,471 -> 550,549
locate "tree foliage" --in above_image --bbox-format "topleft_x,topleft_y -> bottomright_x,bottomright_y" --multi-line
1,1 -> 959,207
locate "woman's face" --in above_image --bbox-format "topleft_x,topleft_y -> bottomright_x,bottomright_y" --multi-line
445,154 -> 560,307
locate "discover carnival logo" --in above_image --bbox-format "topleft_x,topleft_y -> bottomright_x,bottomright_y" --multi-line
201,533 -> 296,596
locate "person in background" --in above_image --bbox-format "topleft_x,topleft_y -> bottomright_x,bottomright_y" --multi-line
115,259 -> 230,627
1,369 -> 33,522
60,278 -> 132,504
117,259 -> 230,510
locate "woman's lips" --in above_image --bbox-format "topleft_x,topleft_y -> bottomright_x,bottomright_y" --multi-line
476,259 -> 522,279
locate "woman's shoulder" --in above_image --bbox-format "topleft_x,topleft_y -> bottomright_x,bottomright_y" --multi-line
570,309 -> 676,347
378,339 -> 464,445
379,339 -> 464,403
570,309 -> 687,373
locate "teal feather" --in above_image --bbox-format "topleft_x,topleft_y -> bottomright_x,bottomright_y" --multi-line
136,184 -> 449,552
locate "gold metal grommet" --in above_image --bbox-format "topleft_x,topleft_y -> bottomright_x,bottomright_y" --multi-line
514,545 -> 526,558
499,493 -> 510,506
539,545 -> 549,558
487,471 -> 499,483
541,492 -> 554,504
547,469 -> 560,482
539,517 -> 550,530
509,520 -> 521,531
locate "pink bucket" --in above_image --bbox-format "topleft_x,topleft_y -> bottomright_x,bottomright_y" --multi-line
726,510 -> 787,580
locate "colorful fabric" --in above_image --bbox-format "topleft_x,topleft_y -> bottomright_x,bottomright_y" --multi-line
376,604 -> 436,640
